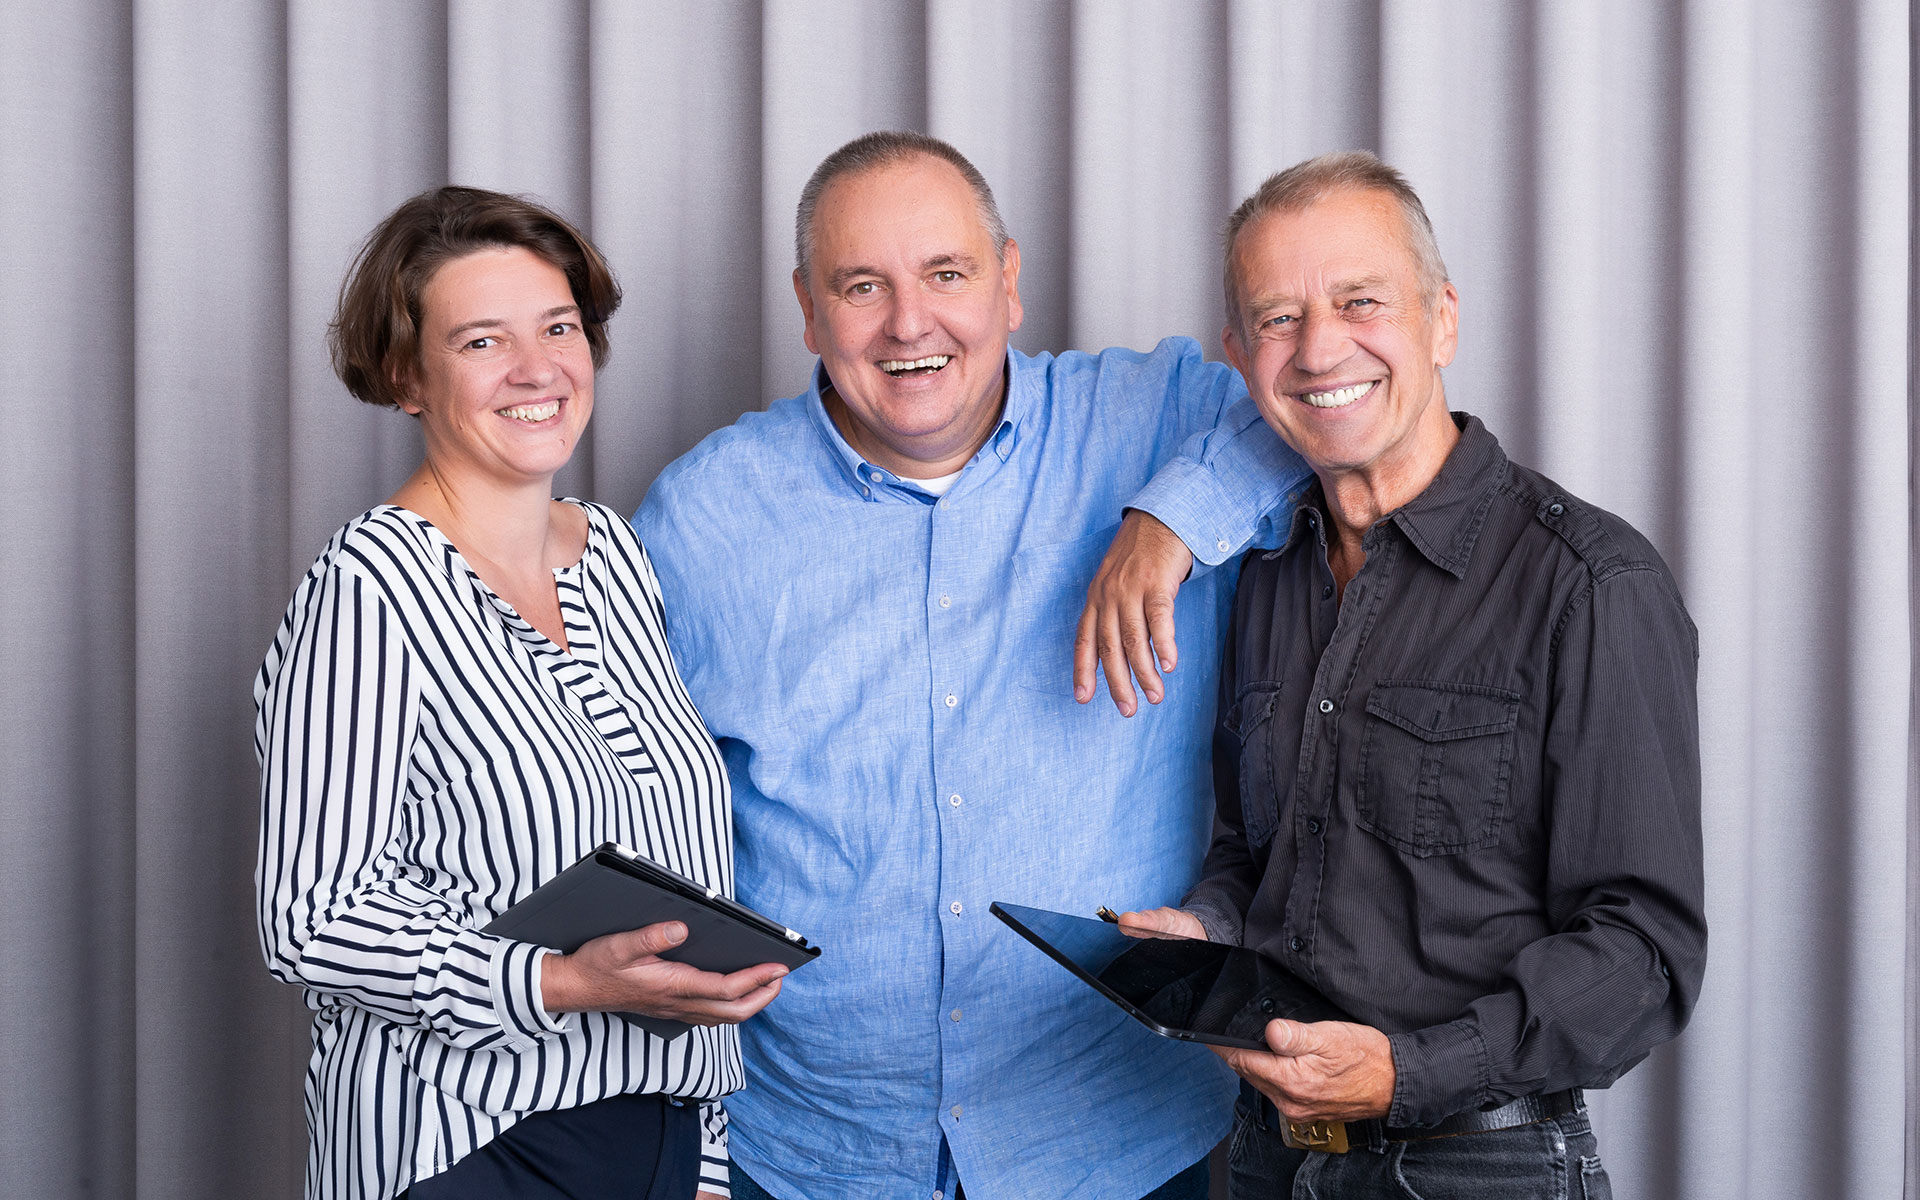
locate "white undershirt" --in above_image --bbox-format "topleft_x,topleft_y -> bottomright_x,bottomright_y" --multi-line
902,469 -> 963,496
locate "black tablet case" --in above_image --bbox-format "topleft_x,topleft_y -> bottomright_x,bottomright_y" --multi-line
485,843 -> 820,1040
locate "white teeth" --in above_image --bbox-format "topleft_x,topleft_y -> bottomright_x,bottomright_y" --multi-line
501,400 -> 561,422
1299,381 -> 1373,409
879,355 -> 952,374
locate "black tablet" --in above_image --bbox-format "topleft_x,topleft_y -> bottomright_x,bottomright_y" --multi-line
990,901 -> 1349,1051
486,843 -> 820,1040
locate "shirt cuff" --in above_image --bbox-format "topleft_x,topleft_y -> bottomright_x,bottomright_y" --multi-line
697,1101 -> 730,1197
1386,1018 -> 1488,1126
488,940 -> 571,1049
1179,899 -> 1244,946
1129,458 -> 1259,572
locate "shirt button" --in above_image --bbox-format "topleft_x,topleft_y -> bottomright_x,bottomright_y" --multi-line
861,486 -> 871,498
951,1008 -> 962,1021
1318,699 -> 1334,714
938,594 -> 952,608
1216,538 -> 1231,554
949,793 -> 963,807
944,694 -> 958,708
950,901 -> 964,915
1306,818 -> 1322,835
1549,501 -> 1565,517
1321,585 -> 1333,600
951,1105 -> 963,1119
1289,936 -> 1305,953
1260,997 -> 1277,1014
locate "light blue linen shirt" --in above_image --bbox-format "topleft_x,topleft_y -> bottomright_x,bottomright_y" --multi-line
635,338 -> 1309,1200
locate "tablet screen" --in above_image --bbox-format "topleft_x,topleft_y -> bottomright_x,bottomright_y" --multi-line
991,901 -> 1350,1051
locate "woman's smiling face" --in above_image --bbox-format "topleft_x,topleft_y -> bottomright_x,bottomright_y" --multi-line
402,244 -> 594,488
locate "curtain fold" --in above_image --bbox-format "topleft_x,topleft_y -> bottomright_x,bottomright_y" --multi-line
0,2 -> 1908,1197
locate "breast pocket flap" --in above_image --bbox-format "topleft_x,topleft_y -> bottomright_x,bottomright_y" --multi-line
1364,682 -> 1519,742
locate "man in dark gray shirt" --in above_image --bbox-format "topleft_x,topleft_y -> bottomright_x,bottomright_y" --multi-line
1125,152 -> 1706,1198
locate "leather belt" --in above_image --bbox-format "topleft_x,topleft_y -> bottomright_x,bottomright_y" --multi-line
1250,1085 -> 1583,1154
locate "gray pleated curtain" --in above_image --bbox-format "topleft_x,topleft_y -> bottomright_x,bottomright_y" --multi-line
0,2 -> 1911,1198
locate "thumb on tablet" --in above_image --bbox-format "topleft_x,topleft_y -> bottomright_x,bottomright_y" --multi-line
1263,1018 -> 1316,1057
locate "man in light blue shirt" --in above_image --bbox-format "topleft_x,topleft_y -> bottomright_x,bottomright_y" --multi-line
635,132 -> 1309,1200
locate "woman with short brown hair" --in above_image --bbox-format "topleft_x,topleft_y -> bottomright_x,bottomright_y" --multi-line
258,186 -> 780,1200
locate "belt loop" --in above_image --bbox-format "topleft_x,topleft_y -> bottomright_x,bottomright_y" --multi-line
1361,1119 -> 1388,1154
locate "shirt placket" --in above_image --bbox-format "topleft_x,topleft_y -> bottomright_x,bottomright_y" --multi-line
1281,518 -> 1391,979
924,488 -> 973,1183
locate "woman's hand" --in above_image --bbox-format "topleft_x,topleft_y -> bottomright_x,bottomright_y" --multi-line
539,920 -> 787,1025
1116,906 -> 1209,940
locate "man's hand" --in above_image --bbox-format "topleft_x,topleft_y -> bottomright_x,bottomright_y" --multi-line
1116,906 -> 1208,941
540,920 -> 786,1026
1213,1018 -> 1396,1125
1074,511 -> 1195,715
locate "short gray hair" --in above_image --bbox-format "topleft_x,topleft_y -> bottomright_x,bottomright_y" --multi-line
795,131 -> 1009,279
1222,150 -> 1448,325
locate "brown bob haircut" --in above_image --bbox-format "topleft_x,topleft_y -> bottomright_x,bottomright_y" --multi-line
329,185 -> 621,409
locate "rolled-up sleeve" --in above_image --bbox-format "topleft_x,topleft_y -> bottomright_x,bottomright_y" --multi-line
1126,342 -> 1310,570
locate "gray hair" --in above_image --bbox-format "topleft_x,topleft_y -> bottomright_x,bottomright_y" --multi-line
795,131 -> 1009,279
1222,150 -> 1449,325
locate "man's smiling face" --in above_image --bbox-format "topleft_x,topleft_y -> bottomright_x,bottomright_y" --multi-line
794,153 -> 1023,478
1223,186 -> 1458,488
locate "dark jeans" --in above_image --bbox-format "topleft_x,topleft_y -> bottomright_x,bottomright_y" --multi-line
1227,1091 -> 1613,1199
732,1155 -> 1212,1200
401,1091 -> 697,1200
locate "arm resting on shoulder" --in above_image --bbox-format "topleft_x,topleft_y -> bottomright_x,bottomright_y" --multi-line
1077,376 -> 1310,713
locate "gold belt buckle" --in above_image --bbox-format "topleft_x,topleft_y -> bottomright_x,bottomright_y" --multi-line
1280,1119 -> 1351,1153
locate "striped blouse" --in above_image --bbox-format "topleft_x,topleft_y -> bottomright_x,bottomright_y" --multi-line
255,501 -> 739,1200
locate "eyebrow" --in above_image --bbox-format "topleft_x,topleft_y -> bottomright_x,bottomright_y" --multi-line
825,252 -> 984,292
1330,274 -> 1393,294
443,304 -> 580,343
1246,274 -> 1398,314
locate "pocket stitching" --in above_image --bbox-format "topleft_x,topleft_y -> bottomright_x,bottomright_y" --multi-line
1357,681 -> 1520,857
1225,682 -> 1285,849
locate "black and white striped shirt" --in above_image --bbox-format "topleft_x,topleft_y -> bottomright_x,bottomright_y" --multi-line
256,501 -> 738,1200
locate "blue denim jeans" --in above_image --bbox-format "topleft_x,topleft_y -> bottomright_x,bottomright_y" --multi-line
1227,1091 -> 1613,1200
731,1155 -> 1211,1200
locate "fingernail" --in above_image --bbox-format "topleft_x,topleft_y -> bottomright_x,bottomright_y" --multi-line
666,923 -> 686,943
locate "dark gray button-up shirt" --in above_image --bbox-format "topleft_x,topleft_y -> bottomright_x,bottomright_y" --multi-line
1184,413 -> 1707,1126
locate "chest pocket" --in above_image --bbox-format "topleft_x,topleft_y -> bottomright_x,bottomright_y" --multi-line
1218,681 -> 1287,849
1356,680 -> 1519,857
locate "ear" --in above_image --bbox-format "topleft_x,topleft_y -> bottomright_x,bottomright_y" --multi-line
1000,238 -> 1024,334
1222,321 -> 1249,378
793,268 -> 819,356
1431,282 -> 1459,369
391,363 -> 424,416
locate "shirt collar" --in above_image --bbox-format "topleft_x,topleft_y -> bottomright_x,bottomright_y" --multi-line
804,348 -> 1026,502
1279,412 -> 1506,578
1383,412 -> 1507,578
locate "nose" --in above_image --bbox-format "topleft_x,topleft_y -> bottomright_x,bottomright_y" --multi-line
1293,309 -> 1352,376
505,338 -> 561,387
882,286 -> 934,345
